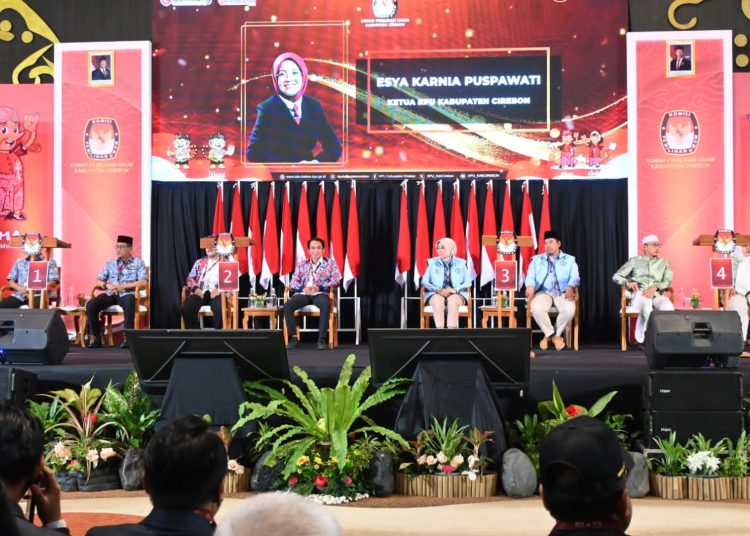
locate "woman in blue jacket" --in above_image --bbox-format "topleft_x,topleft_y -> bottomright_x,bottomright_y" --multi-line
421,237 -> 471,328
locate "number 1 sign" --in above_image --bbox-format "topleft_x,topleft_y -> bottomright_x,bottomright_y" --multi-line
710,257 -> 733,289
218,261 -> 240,291
27,261 -> 49,290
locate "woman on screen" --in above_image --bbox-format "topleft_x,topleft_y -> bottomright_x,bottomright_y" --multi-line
246,52 -> 342,164
421,237 -> 471,329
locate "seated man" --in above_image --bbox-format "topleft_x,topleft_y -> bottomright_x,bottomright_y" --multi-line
86,235 -> 147,349
181,246 -> 223,329
284,237 -> 341,351
540,416 -> 633,536
728,244 -> 750,349
612,234 -> 674,344
0,250 -> 59,308
86,415 -> 226,536
525,230 -> 580,351
0,402 -> 70,535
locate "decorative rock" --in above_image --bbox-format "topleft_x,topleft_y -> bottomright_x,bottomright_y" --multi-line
251,451 -> 283,492
626,451 -> 649,498
369,452 -> 395,497
501,448 -> 537,498
119,448 -> 145,491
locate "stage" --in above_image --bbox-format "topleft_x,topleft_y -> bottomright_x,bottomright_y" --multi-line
12,343 -> 750,438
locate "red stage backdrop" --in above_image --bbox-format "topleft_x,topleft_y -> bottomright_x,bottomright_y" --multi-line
54,42 -> 151,302
151,0 -> 629,181
0,84 -> 54,281
627,31 -> 733,307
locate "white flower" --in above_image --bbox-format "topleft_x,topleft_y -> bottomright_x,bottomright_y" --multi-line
462,470 -> 478,481
450,454 -> 464,468
53,442 -> 71,462
467,454 -> 479,469
416,454 -> 427,465
100,448 -> 117,461
86,449 -> 100,468
687,451 -> 720,475
425,455 -> 437,465
436,452 -> 448,464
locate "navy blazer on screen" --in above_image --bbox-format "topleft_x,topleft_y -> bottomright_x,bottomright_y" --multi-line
246,94 -> 342,163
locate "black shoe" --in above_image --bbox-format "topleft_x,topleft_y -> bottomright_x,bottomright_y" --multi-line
317,339 -> 327,351
286,337 -> 300,349
120,341 -> 129,349
88,339 -> 102,349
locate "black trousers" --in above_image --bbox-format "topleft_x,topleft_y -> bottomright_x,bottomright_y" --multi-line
86,293 -> 136,338
283,292 -> 330,341
0,296 -> 24,308
181,292 -> 223,329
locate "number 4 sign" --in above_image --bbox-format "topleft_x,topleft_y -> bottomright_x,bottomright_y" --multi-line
495,260 -> 517,291
27,261 -> 49,290
710,257 -> 733,289
218,261 -> 240,291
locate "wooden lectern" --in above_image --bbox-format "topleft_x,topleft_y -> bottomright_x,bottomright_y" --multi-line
479,235 -> 533,329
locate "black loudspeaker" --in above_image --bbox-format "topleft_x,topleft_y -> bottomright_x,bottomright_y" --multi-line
0,310 -> 69,365
643,371 -> 743,411
645,410 -> 744,444
643,311 -> 743,369
0,368 -> 37,404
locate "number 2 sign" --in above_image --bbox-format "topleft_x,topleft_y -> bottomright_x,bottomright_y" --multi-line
218,261 -> 239,291
27,261 -> 49,290
495,260 -> 517,291
710,258 -> 733,289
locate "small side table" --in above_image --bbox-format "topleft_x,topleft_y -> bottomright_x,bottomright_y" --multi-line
56,306 -> 87,346
479,305 -> 517,328
241,306 -> 283,329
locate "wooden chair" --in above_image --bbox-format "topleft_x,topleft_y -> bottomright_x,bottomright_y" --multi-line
419,287 -> 473,328
282,287 -> 339,349
90,269 -> 150,346
179,286 -> 237,329
0,281 -> 58,309
619,287 -> 674,351
526,288 -> 580,351
480,289 -> 517,328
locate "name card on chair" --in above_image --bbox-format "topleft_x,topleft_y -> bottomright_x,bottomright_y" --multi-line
27,261 -> 49,290
710,257 -> 733,289
218,261 -> 240,291
494,260 -> 517,291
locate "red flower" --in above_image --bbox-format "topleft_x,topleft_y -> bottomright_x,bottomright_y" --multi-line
83,413 -> 97,428
288,476 -> 298,486
314,475 -> 328,488
442,465 -> 454,474
345,476 -> 353,485
564,405 -> 579,418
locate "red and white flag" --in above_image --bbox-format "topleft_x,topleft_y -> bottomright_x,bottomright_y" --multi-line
329,181 -> 344,266
342,180 -> 360,291
480,181 -> 498,287
230,182 -> 248,274
519,180 -> 536,285
296,182 -> 311,266
449,180 -> 466,259
212,182 -> 226,235
316,182 -> 329,257
432,181 -> 447,254
260,183 -> 279,290
537,179 -> 551,253
279,181 -> 294,282
394,181 -> 411,286
413,181 -> 430,288
500,180 -> 513,232
248,183 -> 262,287
465,180 -> 480,282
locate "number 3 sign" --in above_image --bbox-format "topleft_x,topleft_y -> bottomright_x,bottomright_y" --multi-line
495,260 -> 517,291
218,261 -> 240,291
710,258 -> 733,289
27,261 -> 49,290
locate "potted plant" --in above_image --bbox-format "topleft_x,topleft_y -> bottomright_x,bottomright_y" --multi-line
684,434 -> 729,501
690,289 -> 701,309
720,432 -> 749,499
649,432 -> 687,499
215,426 -> 250,493
397,417 -> 496,498
233,354 -> 409,503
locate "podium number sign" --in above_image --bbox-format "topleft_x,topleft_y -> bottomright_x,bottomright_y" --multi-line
710,258 -> 733,289
27,261 -> 49,290
218,261 -> 240,291
494,260 -> 517,291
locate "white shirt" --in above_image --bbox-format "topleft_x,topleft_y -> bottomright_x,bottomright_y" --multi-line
278,95 -> 302,121
735,256 -> 750,296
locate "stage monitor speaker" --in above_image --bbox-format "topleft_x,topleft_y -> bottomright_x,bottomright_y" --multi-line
643,311 -> 743,369
643,371 -> 743,411
645,410 -> 744,444
0,310 -> 69,365
0,368 -> 37,405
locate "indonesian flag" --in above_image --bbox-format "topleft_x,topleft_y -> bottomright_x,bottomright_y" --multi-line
480,181 -> 498,287
537,179 -> 551,254
500,179 -> 513,233
413,181 -> 430,288
248,183 -> 262,286
342,180 -> 360,291
229,182 -> 248,274
394,180 -> 411,286
316,182 -> 329,257
449,180 -> 466,259
279,181 -> 294,281
260,183 -> 279,290
296,182 -> 311,266
212,182 -> 226,235
432,181 -> 447,254
465,180 -> 480,282
329,181 -> 344,265
519,180 -> 536,285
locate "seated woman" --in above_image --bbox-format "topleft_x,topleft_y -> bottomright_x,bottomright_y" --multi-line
421,237 -> 471,328
246,52 -> 342,163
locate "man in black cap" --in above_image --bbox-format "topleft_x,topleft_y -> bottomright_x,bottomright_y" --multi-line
86,235 -> 147,349
540,416 -> 633,536
524,230 -> 580,351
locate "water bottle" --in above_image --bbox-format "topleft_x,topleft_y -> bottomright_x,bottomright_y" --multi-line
269,287 -> 277,308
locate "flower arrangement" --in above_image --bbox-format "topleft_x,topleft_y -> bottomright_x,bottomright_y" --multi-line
284,442 -> 370,499
686,451 -> 720,476
690,289 -> 701,309
399,417 -> 493,481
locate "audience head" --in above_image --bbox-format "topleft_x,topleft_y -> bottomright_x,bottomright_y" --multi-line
143,415 -> 227,511
0,402 -> 45,491
641,234 -> 660,257
543,230 -> 562,256
216,492 -> 340,536
540,416 -> 632,528
435,237 -> 457,259
307,237 -> 325,261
